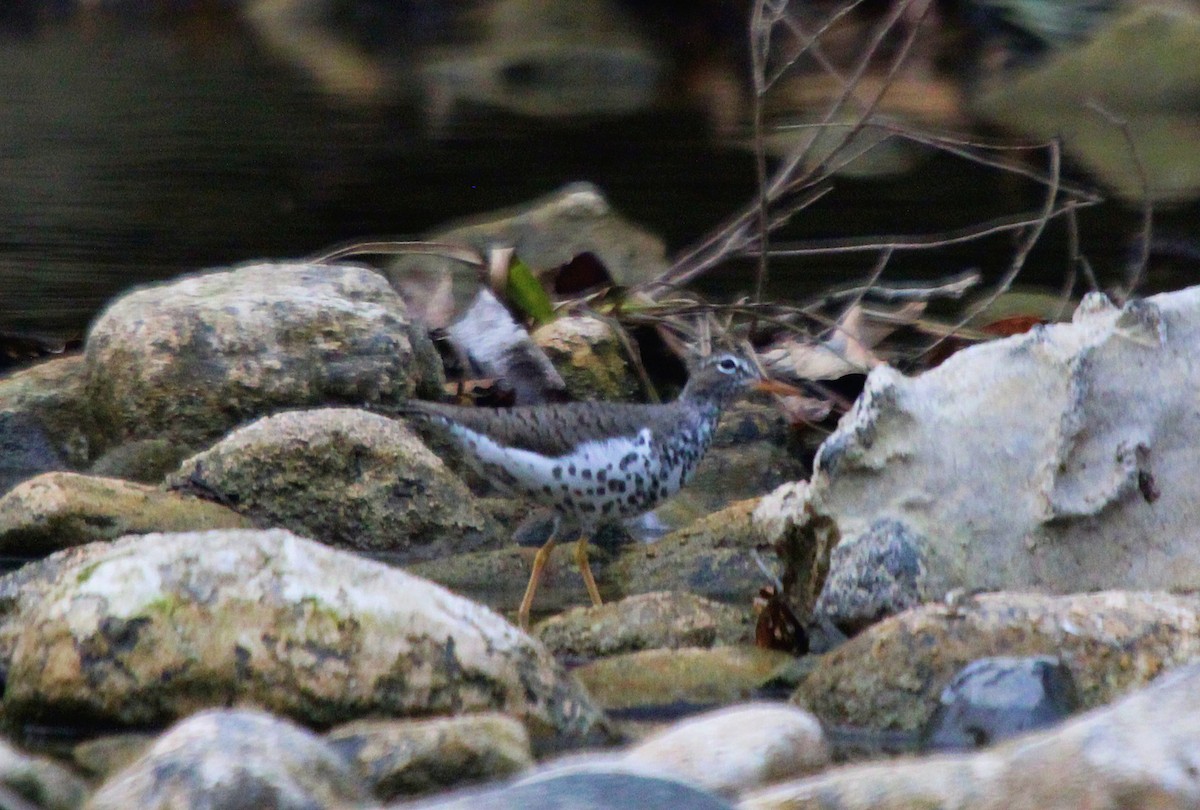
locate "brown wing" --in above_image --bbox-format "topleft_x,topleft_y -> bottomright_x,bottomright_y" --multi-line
399,400 -> 686,457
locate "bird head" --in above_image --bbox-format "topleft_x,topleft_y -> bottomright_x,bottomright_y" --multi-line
682,352 -> 801,408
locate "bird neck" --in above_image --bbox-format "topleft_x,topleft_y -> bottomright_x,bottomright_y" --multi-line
673,392 -> 724,435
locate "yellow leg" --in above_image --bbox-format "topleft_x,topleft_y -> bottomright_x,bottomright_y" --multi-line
575,536 -> 603,607
518,536 -> 556,631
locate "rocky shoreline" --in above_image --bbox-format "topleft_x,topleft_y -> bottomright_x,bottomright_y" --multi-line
2,257 -> 1200,808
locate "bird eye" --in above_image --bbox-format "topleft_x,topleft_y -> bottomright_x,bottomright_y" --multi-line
717,357 -> 739,374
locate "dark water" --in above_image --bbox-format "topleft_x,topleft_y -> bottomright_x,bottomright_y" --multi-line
0,4 -> 1197,352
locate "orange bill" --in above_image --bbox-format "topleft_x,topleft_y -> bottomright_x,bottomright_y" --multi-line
752,377 -> 805,397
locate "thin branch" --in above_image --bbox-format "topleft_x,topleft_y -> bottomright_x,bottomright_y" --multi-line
654,0 -> 931,293
307,240 -> 484,267
919,139 -> 1063,359
1085,101 -> 1153,301
812,269 -> 981,307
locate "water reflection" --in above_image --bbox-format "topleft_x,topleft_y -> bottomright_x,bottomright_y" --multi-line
0,0 -> 1197,359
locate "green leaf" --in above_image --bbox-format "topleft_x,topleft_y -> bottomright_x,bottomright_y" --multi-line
505,258 -> 555,325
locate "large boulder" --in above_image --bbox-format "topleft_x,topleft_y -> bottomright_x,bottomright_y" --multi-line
87,708 -> 371,810
84,262 -> 442,451
327,713 -> 533,800
805,288 -> 1200,618
0,471 -> 252,556
793,590 -> 1200,732
534,591 -> 753,659
1,529 -> 609,747
623,703 -> 828,799
745,661 -> 1200,810
168,408 -> 500,560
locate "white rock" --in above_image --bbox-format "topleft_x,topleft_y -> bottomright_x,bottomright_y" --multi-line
625,702 -> 829,797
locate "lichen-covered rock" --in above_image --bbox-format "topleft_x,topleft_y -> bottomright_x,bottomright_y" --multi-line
535,591 -> 753,658
612,499 -> 774,605
793,591 -> 1200,733
574,646 -> 794,715
1,529 -> 609,747
532,315 -> 640,402
0,355 -> 96,493
809,288 -> 1200,605
72,734 -> 154,780
327,713 -> 533,800
812,518 -> 930,634
624,703 -> 828,798
168,409 -> 500,560
87,439 -> 193,484
0,472 -> 252,556
87,708 -> 371,810
84,262 -> 443,450
0,736 -> 88,810
744,661 -> 1200,810
752,482 -> 838,625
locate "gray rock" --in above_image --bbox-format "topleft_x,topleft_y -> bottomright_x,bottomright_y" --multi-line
398,766 -> 734,810
573,646 -> 794,716
0,411 -> 68,498
743,661 -> 1200,810
327,713 -> 533,800
72,734 -> 154,780
84,261 -> 442,450
624,703 -> 828,798
794,590 -> 1200,733
0,355 -> 95,492
168,408 -> 500,560
0,736 -> 88,810
807,288 -> 1200,600
751,482 -> 840,624
612,500 -> 775,606
0,472 -> 252,556
922,656 -> 1079,751
2,529 -> 609,747
87,439 -> 193,484
86,708 -> 371,810
813,518 -> 930,634
535,591 -> 753,659
532,316 -> 640,403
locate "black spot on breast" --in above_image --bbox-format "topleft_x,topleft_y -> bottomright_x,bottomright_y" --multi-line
542,485 -> 552,495
568,464 -> 576,476
573,488 -> 583,497
627,494 -> 638,505
619,452 -> 639,471
582,469 -> 592,480
597,470 -> 607,483
553,466 -> 563,480
611,480 -> 626,493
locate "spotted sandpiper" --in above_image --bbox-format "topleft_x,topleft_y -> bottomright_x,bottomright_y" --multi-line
400,352 -> 798,629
